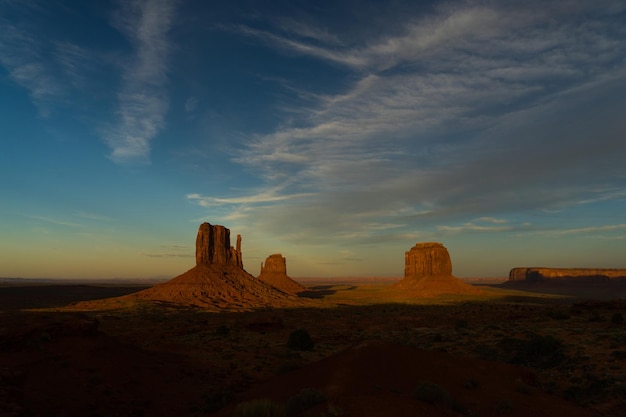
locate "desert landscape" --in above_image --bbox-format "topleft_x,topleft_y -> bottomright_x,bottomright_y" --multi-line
3,1 -> 625,416
1,223 -> 626,417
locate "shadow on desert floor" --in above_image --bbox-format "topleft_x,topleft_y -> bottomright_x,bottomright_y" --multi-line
3,294 -> 626,417
490,282 -> 626,300
297,284 -> 357,299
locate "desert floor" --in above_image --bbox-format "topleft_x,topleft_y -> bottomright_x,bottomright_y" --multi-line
1,279 -> 626,417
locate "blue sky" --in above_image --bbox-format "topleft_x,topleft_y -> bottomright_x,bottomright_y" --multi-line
1,0 -> 625,279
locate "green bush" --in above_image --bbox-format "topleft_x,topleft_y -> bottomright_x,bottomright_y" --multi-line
287,328 -> 314,351
235,399 -> 286,417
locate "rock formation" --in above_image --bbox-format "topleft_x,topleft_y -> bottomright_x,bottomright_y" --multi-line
195,223 -> 243,268
257,254 -> 306,294
73,223 -> 307,311
508,267 -> 626,283
404,242 -> 452,277
394,242 -> 481,296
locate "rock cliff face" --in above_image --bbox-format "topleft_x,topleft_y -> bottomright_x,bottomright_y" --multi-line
394,242 -> 481,296
404,242 -> 453,278
195,223 -> 243,268
258,254 -> 306,294
508,267 -> 626,283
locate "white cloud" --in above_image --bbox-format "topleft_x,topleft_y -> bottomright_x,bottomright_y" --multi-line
551,224 -> 626,236
437,223 -> 519,233
187,185 -> 315,207
190,0 -> 626,254
104,0 -> 176,164
235,1 -> 626,188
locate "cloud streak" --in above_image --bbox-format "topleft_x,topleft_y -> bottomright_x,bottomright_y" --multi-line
195,0 -> 626,247
104,0 -> 176,164
0,16 -> 65,113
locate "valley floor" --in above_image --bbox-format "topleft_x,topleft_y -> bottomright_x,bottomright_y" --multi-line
1,281 -> 625,416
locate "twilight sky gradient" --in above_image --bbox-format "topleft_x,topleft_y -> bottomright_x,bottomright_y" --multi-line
1,0 -> 625,279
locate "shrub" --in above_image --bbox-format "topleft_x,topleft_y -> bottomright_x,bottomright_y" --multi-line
215,324 -> 230,336
506,334 -> 566,369
547,310 -> 570,320
455,319 -> 469,330
611,313 -> 624,324
287,328 -> 314,351
235,399 -> 286,417
521,334 -> 566,368
286,388 -> 326,416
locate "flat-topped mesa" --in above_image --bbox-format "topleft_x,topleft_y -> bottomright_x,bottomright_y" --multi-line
195,222 -> 243,268
509,267 -> 626,283
394,242 -> 481,295
260,254 -> 287,274
404,242 -> 452,278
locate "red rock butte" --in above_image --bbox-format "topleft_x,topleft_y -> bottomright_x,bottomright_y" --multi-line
257,254 -> 307,294
72,223 -> 306,310
394,242 -> 481,296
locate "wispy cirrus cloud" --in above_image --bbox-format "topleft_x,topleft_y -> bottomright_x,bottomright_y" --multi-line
0,20 -> 65,113
27,215 -> 85,229
546,224 -> 626,236
192,0 -> 626,248
187,190 -> 314,207
103,0 -> 176,164
0,3 -> 107,116
242,4 -> 621,189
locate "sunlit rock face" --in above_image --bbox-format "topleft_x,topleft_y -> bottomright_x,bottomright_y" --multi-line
260,254 -> 287,274
258,253 -> 306,294
508,267 -> 626,282
404,242 -> 452,278
195,222 -> 243,268
118,223 -> 305,310
394,242 -> 481,296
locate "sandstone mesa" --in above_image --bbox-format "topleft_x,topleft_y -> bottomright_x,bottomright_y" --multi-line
69,226 -> 487,310
394,242 -> 482,296
508,267 -> 626,283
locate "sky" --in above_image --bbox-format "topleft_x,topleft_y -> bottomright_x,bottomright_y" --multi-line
1,0 -> 625,280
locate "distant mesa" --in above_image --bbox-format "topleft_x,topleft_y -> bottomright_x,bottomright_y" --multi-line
393,242 -> 481,296
257,254 -> 307,294
508,267 -> 626,284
